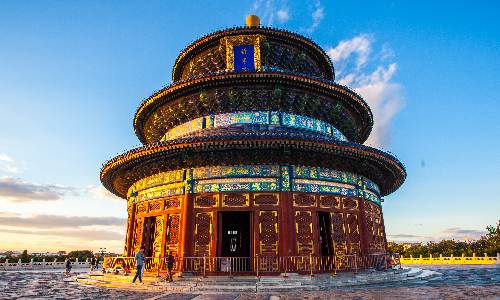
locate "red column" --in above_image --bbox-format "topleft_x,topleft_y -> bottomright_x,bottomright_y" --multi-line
179,193 -> 195,258
126,203 -> 136,257
280,191 -> 295,256
357,198 -> 370,255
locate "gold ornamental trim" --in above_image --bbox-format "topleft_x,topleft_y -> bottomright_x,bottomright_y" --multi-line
221,34 -> 265,71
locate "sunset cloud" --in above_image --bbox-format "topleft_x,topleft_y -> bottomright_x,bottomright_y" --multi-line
86,185 -> 125,202
0,212 -> 126,229
0,176 -> 79,202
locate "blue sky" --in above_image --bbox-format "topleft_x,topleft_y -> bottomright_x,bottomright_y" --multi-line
0,0 -> 498,253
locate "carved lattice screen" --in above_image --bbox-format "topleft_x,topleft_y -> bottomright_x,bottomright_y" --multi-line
330,212 -> 346,255
165,214 -> 181,254
151,216 -> 164,257
259,211 -> 278,256
295,211 -> 314,255
347,213 -> 361,255
194,212 -> 212,257
132,218 -> 144,254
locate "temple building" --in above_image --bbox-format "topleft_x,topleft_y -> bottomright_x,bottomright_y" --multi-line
100,16 -> 406,270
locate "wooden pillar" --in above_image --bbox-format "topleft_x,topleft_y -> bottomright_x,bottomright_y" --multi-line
357,198 -> 370,255
179,193 -> 195,257
280,191 -> 295,256
143,218 -> 152,256
126,203 -> 136,257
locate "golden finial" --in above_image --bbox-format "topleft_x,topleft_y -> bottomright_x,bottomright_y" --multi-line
246,15 -> 260,27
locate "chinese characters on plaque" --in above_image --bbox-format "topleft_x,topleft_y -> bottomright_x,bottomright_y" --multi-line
233,45 -> 255,71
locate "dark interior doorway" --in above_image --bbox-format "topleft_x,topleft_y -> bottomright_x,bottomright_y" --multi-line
143,216 -> 157,257
219,211 -> 252,258
318,212 -> 333,256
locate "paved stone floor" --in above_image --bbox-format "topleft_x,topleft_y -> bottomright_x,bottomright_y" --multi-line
0,265 -> 499,299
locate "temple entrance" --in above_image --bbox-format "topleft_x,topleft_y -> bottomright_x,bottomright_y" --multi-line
142,217 -> 157,257
218,211 -> 252,271
318,212 -> 333,256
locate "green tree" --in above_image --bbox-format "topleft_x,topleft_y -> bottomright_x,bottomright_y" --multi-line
67,250 -> 93,261
484,220 -> 500,256
20,250 -> 29,263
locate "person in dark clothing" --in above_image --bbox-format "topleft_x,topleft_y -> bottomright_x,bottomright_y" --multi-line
90,255 -> 96,272
65,257 -> 72,276
132,248 -> 145,285
165,251 -> 175,282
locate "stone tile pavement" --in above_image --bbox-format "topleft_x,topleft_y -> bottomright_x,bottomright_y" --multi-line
0,265 -> 499,299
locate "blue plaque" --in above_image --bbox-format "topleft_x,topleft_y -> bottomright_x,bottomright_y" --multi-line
233,45 -> 254,71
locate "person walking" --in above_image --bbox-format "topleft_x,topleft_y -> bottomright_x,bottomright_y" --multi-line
90,255 -> 96,272
95,256 -> 99,271
65,257 -> 72,276
132,248 -> 145,285
165,251 -> 175,282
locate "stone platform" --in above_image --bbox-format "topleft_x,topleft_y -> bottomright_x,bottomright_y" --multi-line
76,267 -> 434,292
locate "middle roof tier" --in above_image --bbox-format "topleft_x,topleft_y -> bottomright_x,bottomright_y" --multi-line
134,72 -> 373,144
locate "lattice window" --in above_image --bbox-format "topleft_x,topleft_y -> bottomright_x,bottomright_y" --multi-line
165,198 -> 181,209
165,214 -> 180,254
259,211 -> 279,257
321,196 -> 341,208
364,200 -> 373,214
295,211 -> 314,255
343,197 -> 358,210
222,194 -> 248,206
293,194 -> 316,207
329,212 -> 346,256
151,216 -> 164,257
195,195 -> 218,207
136,203 -> 148,214
194,213 -> 212,256
373,204 -> 381,217
254,194 -> 279,206
133,218 -> 144,253
347,214 -> 360,255
149,200 -> 162,212
366,215 -> 376,250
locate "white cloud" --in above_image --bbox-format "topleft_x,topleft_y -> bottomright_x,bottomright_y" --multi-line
328,34 -> 373,73
0,153 -> 13,162
303,2 -> 324,34
87,185 -> 125,202
2,166 -> 21,173
327,34 -> 404,148
250,0 -> 290,26
277,9 -> 290,23
0,176 -> 79,203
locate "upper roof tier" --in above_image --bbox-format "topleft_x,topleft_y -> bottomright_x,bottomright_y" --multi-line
133,18 -> 374,145
172,25 -> 335,82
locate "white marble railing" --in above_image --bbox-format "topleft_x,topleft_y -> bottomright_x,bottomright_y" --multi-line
0,258 -> 92,270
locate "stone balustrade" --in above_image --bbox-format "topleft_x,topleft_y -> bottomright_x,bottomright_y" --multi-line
0,258 -> 91,270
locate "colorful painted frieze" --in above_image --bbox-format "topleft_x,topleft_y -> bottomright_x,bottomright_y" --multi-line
193,165 -> 280,180
194,182 -> 279,193
294,183 -> 358,196
363,189 -> 381,205
363,177 -> 380,196
280,166 -> 291,191
163,117 -> 204,141
214,111 -> 268,127
293,166 -> 361,185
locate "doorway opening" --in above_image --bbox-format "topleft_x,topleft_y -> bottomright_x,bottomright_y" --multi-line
218,211 -> 252,271
318,212 -> 333,257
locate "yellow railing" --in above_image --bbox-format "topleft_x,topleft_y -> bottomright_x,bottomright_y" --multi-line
400,254 -> 499,264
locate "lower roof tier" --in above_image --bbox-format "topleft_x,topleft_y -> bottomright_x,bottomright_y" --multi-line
101,132 -> 406,199
126,165 -> 382,206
